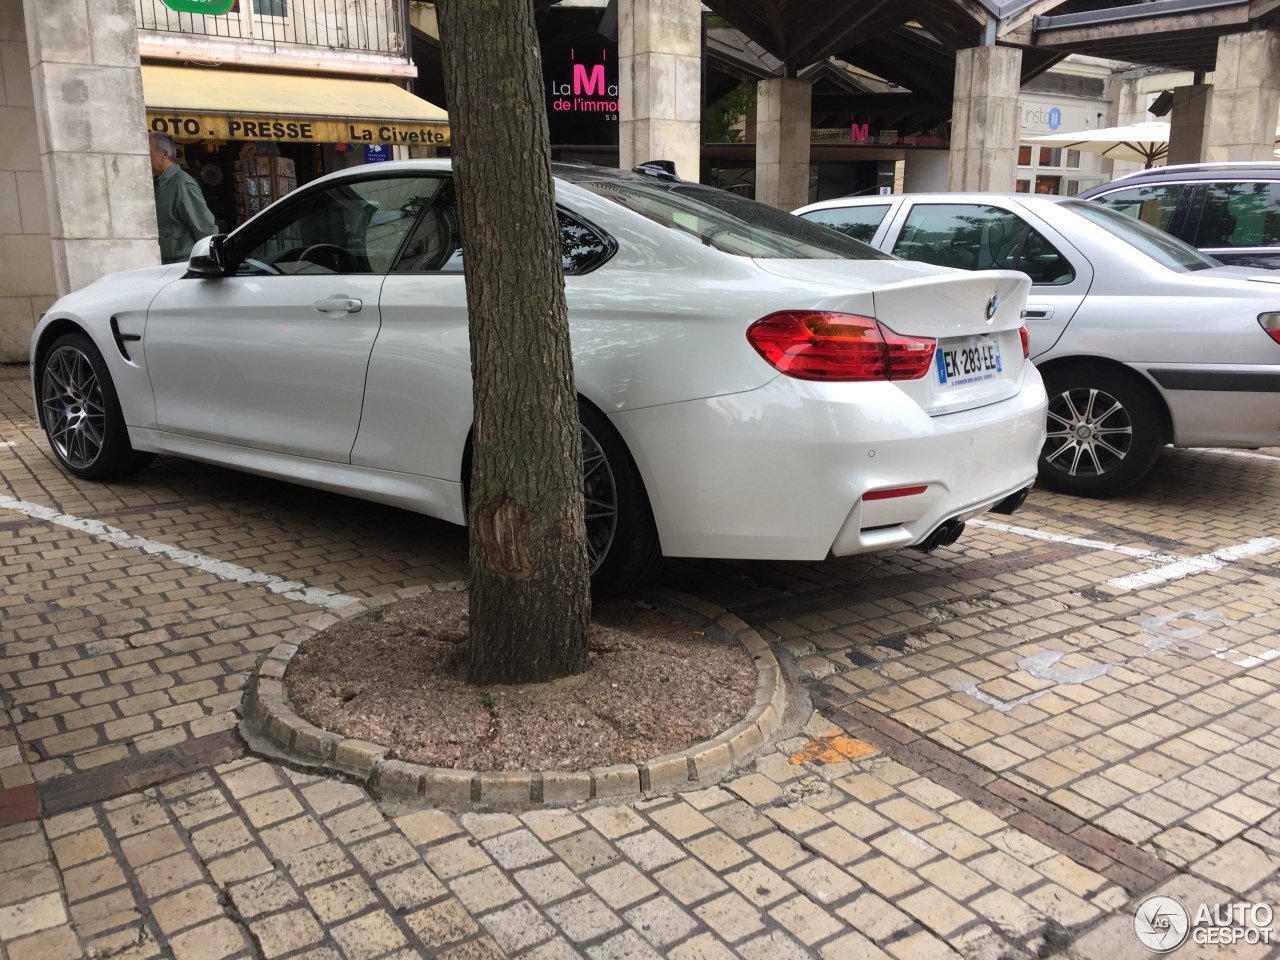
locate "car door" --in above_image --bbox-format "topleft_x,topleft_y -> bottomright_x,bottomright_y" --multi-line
143,173 -> 438,462
353,181 -> 618,486
883,200 -> 1092,358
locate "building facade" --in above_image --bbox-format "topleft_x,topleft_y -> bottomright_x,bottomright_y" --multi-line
0,0 -> 445,362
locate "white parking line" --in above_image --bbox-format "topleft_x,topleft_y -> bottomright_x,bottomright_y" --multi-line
972,518 -> 1280,593
1106,537 -> 1280,591
970,518 -> 1176,560
0,493 -> 360,610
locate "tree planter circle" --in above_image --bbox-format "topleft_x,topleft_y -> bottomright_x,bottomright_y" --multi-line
240,584 -> 788,810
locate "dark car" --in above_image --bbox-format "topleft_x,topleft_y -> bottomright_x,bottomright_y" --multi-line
1078,162 -> 1280,269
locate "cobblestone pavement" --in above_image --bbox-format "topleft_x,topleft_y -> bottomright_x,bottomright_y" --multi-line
2,361 -> 1279,960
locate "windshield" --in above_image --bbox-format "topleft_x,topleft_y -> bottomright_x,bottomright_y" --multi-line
1063,200 -> 1219,272
577,179 -> 892,260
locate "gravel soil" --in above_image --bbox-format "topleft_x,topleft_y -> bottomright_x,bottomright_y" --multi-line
285,591 -> 758,772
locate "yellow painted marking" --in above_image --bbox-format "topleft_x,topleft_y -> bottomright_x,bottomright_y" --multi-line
788,733 -> 879,765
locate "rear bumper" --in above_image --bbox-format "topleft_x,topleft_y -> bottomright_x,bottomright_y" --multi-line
609,367 -> 1047,561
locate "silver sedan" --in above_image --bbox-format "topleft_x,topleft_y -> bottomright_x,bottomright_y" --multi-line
794,193 -> 1280,496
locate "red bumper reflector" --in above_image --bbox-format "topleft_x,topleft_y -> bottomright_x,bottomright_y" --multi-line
863,485 -> 928,501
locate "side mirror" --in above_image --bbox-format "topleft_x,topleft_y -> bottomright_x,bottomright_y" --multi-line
188,234 -> 228,276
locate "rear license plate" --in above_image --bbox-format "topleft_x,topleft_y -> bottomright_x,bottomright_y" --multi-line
936,336 -> 1002,387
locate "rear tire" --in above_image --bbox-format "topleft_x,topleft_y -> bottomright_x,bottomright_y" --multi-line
1037,363 -> 1162,497
579,400 -> 662,596
39,333 -> 151,480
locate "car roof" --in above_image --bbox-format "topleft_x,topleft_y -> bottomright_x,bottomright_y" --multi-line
797,193 -> 1073,211
288,157 -> 694,193
1096,161 -> 1280,187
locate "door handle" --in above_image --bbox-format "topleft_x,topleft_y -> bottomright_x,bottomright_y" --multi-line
313,297 -> 362,314
1023,305 -> 1054,320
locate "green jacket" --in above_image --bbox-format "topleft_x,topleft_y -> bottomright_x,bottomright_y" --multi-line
154,163 -> 217,263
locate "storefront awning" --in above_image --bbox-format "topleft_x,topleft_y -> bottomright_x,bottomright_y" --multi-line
142,65 -> 449,146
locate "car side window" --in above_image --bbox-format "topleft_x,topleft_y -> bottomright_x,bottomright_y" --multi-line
392,180 -> 615,275
894,204 -> 1075,285
235,176 -> 442,277
798,204 -> 890,242
1090,184 -> 1185,231
1191,182 -> 1280,248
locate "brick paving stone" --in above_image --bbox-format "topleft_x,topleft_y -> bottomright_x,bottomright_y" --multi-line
544,892 -> 623,942
616,829 -> 687,871
550,830 -> 619,874
724,860 -> 797,907
585,862 -> 657,909
585,929 -> 664,960
693,891 -> 766,942
450,865 -> 522,914
482,828 -> 554,870
330,910 -> 408,960
623,895 -> 698,947
405,899 -> 479,948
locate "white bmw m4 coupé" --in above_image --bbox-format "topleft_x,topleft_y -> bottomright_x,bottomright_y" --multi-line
31,161 -> 1046,592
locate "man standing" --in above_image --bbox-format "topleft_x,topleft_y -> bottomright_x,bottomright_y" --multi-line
149,131 -> 217,264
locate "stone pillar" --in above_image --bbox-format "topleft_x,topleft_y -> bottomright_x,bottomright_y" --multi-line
23,0 -> 158,299
1107,72 -> 1147,179
755,77 -> 811,211
904,150 -> 950,192
618,0 -> 701,182
1204,30 -> 1280,162
1168,83 -> 1210,164
947,45 -> 1022,192
0,0 -> 56,361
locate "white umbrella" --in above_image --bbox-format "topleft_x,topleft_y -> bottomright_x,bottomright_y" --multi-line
1025,121 -> 1170,167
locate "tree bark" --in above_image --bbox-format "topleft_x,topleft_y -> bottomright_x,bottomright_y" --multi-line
437,0 -> 591,684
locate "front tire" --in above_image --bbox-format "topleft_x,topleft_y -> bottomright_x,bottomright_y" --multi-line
39,333 -> 151,480
1037,364 -> 1163,497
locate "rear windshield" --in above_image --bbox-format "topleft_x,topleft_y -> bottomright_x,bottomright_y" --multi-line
577,179 -> 892,260
1063,200 -> 1219,272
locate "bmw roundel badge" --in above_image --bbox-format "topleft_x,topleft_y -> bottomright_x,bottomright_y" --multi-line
985,294 -> 999,322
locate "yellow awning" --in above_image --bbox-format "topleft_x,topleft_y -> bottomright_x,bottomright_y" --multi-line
143,65 -> 449,146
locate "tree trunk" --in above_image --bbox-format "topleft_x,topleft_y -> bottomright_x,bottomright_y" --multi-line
437,0 -> 591,684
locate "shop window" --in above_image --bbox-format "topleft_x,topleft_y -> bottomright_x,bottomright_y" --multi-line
1192,182 -> 1280,248
893,203 -> 1074,284
1038,147 -> 1062,168
1018,145 -> 1032,166
1066,149 -> 1081,169
796,204 -> 891,242
1035,176 -> 1060,195
1016,179 -> 1031,193
1090,183 -> 1184,230
392,181 -> 614,275
235,175 -> 442,276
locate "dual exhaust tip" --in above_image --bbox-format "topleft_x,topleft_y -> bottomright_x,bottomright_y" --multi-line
912,518 -> 966,553
911,484 -> 1031,554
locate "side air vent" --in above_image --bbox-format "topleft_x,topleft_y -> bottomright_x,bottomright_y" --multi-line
110,316 -> 140,361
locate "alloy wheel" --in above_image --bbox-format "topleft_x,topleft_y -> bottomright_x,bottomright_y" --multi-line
581,424 -> 618,574
1043,386 -> 1133,478
41,346 -> 107,470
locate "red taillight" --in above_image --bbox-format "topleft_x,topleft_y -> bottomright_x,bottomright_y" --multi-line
863,485 -> 928,501
746,311 -> 936,382
1261,312 -> 1280,345
1019,323 -> 1030,358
